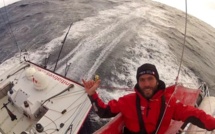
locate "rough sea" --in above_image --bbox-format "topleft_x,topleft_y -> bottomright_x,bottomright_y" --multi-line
0,0 -> 215,133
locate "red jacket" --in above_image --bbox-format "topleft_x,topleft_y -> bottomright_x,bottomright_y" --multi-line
89,86 -> 215,133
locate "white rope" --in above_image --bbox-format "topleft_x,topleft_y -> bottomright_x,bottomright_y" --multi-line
155,1 -> 214,133
2,0 -> 22,62
180,129 -> 207,133
155,0 -> 188,133
175,0 -> 188,85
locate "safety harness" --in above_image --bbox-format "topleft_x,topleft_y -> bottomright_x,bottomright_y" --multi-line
123,94 -> 166,134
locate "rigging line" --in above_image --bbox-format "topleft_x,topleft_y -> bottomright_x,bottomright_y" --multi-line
53,22 -> 73,72
44,93 -> 87,127
64,96 -> 88,124
0,7 -> 16,62
65,92 -> 86,110
43,128 -> 57,134
6,64 -> 30,78
201,84 -> 213,120
2,0 -> 21,62
41,84 -> 74,105
22,40 -> 39,52
64,62 -> 71,77
100,86 -> 133,91
155,0 -> 188,134
45,90 -> 85,101
31,127 -> 39,134
44,101 -> 84,127
64,104 -> 83,124
0,4 -> 12,37
67,100 -> 86,113
175,0 -> 188,85
48,108 -> 61,113
179,130 -> 207,133
13,67 -> 25,83
45,92 -> 86,113
43,115 -> 58,130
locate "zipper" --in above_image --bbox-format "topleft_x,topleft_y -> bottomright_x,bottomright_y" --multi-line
146,101 -> 150,116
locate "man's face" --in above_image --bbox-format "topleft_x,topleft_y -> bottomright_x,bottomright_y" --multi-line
138,74 -> 158,99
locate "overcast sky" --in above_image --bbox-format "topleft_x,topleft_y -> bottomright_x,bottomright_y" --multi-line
1,0 -> 215,28
0,0 -> 20,8
153,0 -> 215,28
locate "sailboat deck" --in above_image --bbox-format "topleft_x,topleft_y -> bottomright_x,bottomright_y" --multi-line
0,61 -> 91,134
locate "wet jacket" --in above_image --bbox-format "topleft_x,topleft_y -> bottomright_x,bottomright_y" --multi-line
88,83 -> 215,133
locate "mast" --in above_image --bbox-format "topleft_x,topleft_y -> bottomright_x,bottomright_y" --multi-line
53,22 -> 73,72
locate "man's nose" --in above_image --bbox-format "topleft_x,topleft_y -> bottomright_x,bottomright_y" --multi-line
144,80 -> 150,86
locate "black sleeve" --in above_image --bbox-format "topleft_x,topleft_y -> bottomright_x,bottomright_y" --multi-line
88,95 -> 118,118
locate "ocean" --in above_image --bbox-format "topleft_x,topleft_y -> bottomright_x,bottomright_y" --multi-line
0,0 -> 215,133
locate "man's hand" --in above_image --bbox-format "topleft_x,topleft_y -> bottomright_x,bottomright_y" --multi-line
82,79 -> 101,96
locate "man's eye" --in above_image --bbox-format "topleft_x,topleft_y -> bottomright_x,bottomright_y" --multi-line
140,79 -> 145,82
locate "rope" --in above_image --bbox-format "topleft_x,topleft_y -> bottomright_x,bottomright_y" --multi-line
43,115 -> 58,131
43,93 -> 87,128
100,86 -> 133,91
0,8 -> 15,62
2,0 -> 21,62
175,0 -> 188,85
179,129 -> 207,133
155,0 -> 188,133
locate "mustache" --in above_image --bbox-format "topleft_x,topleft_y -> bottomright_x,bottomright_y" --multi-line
143,86 -> 153,90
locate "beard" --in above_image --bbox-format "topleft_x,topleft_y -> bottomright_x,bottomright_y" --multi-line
140,85 -> 158,99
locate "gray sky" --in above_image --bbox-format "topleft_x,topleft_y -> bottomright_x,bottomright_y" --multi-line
153,0 -> 215,28
0,0 -> 21,8
1,0 -> 215,28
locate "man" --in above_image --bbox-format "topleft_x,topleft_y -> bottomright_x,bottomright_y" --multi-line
82,63 -> 215,134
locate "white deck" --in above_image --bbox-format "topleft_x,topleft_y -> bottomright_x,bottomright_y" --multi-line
0,61 -> 91,134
